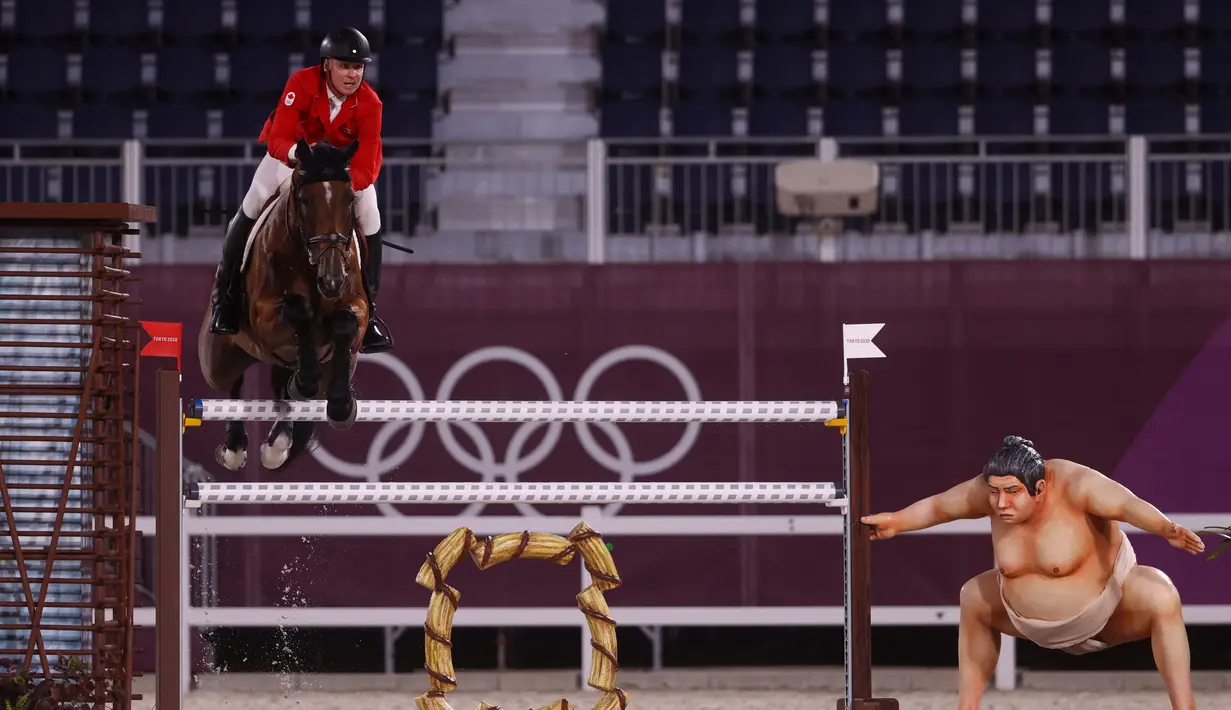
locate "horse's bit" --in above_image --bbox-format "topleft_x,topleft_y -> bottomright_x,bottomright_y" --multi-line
288,177 -> 357,268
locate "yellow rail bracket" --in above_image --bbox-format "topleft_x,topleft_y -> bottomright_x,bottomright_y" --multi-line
182,415 -> 202,433
825,417 -> 847,436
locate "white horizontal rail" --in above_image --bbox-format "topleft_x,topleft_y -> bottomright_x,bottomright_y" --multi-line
143,514 -> 840,536
132,604 -> 1231,628
187,398 -> 842,423
133,513 -> 1226,537
186,481 -> 842,506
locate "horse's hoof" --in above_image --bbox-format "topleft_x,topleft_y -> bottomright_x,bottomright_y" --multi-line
288,375 -> 318,401
327,398 -> 358,430
260,431 -> 293,469
215,444 -> 247,471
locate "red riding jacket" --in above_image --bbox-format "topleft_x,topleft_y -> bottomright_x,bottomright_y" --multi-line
258,66 -> 384,191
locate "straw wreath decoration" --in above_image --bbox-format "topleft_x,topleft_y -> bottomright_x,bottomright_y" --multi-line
414,521 -> 629,710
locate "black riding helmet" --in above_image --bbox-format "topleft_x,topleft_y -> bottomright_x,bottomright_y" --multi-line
319,27 -> 372,65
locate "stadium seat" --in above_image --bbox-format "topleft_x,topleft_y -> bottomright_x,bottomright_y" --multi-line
16,0 -> 77,45
161,0 -> 223,43
385,0 -> 444,45
672,98 -> 734,137
600,99 -> 661,138
1200,96 -> 1231,132
752,43 -> 814,97
1049,0 -> 1112,37
80,46 -> 142,98
1148,158 -> 1185,231
753,0 -> 817,41
221,100 -> 273,138
1198,0 -> 1231,37
1199,40 -> 1231,93
381,97 -> 433,138
748,97 -> 809,136
605,0 -> 666,41
975,40 -> 1038,95
6,46 -> 69,98
156,46 -> 218,98
901,40 -> 963,94
309,0 -> 371,37
1048,162 -> 1113,231
227,47 -> 291,97
234,0 -> 298,44
55,161 -> 122,202
601,41 -> 664,97
975,0 -> 1038,38
1123,39 -> 1186,93
607,162 -> 655,234
375,161 -> 421,228
670,162 -> 732,233
677,44 -> 739,96
375,44 -> 437,96
1123,0 -> 1188,36
974,96 -> 1035,134
898,162 -> 955,232
1124,96 -> 1186,135
1047,41 -> 1112,94
679,0 -> 742,43
147,103 -> 210,138
1047,96 -> 1108,134
0,100 -> 60,139
823,98 -> 886,136
826,40 -> 889,96
828,0 -> 889,37
71,102 -> 134,139
899,98 -> 959,136
902,0 -> 964,37
85,0 -> 152,44
986,163 -> 1035,232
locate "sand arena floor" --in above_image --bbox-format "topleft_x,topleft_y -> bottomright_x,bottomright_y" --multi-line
129,670 -> 1231,709
131,688 -> 1231,709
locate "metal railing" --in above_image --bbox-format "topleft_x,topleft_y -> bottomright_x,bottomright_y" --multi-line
2,135 -> 1230,262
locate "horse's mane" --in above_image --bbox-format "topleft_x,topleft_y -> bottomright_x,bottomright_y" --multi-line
294,139 -> 357,186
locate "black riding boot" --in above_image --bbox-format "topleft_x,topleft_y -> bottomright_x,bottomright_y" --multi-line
360,231 -> 394,354
208,210 -> 257,335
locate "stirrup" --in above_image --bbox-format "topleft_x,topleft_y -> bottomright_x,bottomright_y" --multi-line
360,316 -> 393,354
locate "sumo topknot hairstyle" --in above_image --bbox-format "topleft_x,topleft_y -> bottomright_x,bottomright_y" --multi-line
982,435 -> 1045,495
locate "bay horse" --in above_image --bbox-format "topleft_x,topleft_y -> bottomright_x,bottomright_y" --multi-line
198,138 -> 370,472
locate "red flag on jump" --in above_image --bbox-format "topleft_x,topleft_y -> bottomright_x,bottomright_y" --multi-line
139,321 -> 183,372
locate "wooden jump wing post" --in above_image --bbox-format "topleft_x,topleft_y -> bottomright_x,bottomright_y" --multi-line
777,161 -> 898,710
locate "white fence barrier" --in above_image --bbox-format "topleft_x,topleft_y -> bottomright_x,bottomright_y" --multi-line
131,510 -> 1230,693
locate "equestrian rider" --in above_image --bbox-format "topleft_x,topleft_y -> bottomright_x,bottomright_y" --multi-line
206,26 -> 393,354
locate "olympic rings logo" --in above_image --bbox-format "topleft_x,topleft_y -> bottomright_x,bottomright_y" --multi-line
308,345 -> 702,517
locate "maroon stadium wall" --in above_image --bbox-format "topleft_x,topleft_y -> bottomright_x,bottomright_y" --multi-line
133,261 -> 1231,628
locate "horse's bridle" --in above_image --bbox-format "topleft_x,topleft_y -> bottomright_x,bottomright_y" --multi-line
288,172 -> 358,268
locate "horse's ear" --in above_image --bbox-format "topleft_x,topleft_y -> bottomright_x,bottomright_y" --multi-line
343,140 -> 359,162
295,138 -> 312,161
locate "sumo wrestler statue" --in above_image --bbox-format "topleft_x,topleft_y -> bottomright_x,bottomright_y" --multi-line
863,436 -> 1205,710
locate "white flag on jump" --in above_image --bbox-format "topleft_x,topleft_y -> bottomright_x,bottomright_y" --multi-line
842,323 -> 886,382
842,323 -> 886,361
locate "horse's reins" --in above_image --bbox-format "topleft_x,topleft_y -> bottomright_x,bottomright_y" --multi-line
285,160 -> 415,259
287,175 -> 356,268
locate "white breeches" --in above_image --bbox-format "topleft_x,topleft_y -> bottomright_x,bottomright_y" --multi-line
241,152 -> 382,235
